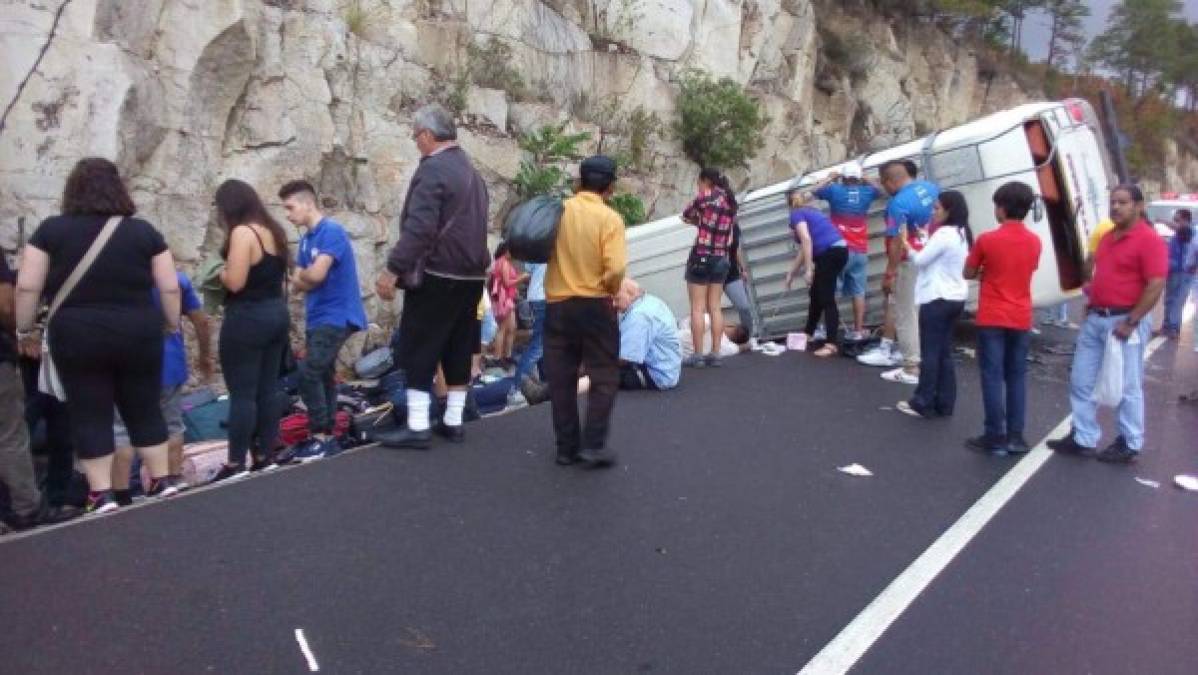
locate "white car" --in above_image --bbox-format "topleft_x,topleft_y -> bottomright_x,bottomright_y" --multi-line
1147,195 -> 1198,239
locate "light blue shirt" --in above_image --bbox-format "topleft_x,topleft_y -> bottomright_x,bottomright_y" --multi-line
526,263 -> 547,302
619,294 -> 682,389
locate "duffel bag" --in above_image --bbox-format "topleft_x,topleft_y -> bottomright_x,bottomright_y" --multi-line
355,347 -> 394,380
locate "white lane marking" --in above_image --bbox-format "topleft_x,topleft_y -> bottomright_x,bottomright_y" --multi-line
798,332 -> 1170,675
295,628 -> 320,672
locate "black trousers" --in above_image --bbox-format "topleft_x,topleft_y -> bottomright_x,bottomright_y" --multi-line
49,308 -> 167,459
220,298 -> 289,465
396,274 -> 485,391
910,299 -> 965,416
544,298 -> 619,456
805,246 -> 849,341
618,363 -> 659,391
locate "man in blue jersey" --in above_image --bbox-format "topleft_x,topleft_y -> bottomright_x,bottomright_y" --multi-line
811,163 -> 883,340
877,159 -> 939,385
281,180 -> 369,462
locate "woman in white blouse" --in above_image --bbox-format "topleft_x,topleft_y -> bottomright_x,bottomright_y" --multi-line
896,191 -> 973,418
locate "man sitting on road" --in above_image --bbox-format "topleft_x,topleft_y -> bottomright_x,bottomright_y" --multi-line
613,279 -> 681,391
522,279 -> 680,403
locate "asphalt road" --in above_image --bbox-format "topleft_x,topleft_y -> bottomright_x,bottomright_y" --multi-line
1,317 -> 1194,674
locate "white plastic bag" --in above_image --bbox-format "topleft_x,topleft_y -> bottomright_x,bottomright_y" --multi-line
1093,333 -> 1123,408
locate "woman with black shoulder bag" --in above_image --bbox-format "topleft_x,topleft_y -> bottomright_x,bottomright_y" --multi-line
15,158 -> 182,514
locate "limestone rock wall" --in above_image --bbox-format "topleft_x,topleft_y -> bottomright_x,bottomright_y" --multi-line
1,0 -> 1045,330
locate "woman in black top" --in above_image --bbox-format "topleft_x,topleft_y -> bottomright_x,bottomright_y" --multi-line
212,179 -> 291,482
14,158 -> 182,514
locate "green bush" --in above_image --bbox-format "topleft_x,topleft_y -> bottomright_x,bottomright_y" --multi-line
672,70 -> 767,169
513,124 -> 592,199
609,192 -> 647,227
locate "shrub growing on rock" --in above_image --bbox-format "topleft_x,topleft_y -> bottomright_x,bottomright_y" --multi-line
609,192 -> 647,227
672,70 -> 767,169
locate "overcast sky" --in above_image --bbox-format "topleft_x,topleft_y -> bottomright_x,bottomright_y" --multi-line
1022,0 -> 1198,63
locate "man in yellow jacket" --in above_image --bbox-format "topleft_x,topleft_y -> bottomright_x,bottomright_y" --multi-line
544,156 -> 627,467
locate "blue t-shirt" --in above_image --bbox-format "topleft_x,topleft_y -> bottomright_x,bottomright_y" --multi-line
884,180 -> 940,244
619,294 -> 682,389
789,207 -> 845,256
161,272 -> 202,388
814,183 -> 881,218
526,263 -> 547,302
298,218 -> 367,331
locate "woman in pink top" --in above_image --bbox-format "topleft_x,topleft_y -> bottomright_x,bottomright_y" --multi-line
488,241 -> 526,363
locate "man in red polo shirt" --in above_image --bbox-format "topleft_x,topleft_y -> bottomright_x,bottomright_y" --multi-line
963,182 -> 1042,454
1048,185 -> 1167,463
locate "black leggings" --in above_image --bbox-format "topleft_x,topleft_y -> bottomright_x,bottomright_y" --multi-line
49,309 -> 166,460
219,299 -> 289,466
805,246 -> 849,341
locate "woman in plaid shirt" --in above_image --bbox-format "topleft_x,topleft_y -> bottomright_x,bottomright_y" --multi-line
681,168 -> 738,368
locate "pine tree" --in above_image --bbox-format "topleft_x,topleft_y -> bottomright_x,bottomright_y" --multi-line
1042,0 -> 1090,71
1088,0 -> 1184,100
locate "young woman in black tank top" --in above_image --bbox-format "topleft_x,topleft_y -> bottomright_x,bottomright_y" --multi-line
213,180 -> 292,481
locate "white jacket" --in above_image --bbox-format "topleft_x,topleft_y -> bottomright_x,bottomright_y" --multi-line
911,225 -> 969,305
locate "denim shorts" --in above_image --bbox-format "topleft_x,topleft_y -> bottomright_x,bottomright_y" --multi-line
837,251 -> 869,298
685,253 -> 731,285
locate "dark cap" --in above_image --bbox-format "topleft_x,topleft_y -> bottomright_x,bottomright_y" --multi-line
580,155 -> 617,179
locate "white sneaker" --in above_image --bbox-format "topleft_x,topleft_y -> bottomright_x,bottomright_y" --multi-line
813,327 -> 827,342
506,390 -> 528,409
858,343 -> 902,367
881,367 -> 919,385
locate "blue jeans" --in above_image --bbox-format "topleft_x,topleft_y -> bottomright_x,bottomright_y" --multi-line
1162,272 -> 1193,332
977,327 -> 1030,440
1070,314 -> 1151,451
514,300 -> 546,384
910,300 -> 964,416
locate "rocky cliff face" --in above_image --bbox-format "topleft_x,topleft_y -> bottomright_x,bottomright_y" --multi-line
0,0 -> 1066,326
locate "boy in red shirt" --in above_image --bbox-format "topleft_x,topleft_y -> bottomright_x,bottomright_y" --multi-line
1047,185 -> 1167,463
963,182 -> 1042,454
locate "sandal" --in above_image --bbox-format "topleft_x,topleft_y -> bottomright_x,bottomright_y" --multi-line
813,344 -> 838,358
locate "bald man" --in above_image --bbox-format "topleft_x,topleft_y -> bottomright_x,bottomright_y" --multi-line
615,279 -> 682,390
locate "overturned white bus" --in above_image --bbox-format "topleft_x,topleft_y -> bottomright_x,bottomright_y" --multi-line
626,99 -> 1115,338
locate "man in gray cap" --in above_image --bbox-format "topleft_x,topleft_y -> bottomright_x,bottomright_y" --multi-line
541,155 -> 628,467
375,103 -> 491,449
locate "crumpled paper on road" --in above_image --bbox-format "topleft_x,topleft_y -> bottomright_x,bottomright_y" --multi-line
837,463 -> 873,477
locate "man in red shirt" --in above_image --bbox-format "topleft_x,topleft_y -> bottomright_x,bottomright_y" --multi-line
963,182 -> 1042,454
1048,185 -> 1167,463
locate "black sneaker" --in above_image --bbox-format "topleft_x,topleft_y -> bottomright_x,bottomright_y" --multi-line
1006,435 -> 1032,454
211,463 -> 250,483
376,426 -> 432,450
433,421 -> 465,443
6,498 -> 80,531
86,490 -> 120,515
1095,436 -> 1138,464
966,435 -> 1009,456
1046,433 -> 1095,456
578,446 -> 618,468
145,476 -> 182,499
